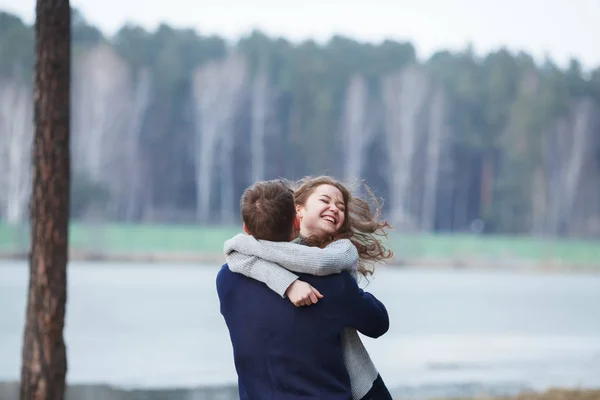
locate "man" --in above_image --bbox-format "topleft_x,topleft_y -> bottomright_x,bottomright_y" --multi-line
216,180 -> 389,400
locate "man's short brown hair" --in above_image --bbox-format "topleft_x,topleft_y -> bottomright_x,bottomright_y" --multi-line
240,180 -> 296,242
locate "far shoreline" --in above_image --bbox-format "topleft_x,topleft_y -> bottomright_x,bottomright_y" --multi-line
1,381 -> 599,400
1,250 -> 599,274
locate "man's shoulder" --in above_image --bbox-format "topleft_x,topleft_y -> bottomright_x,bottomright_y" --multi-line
217,263 -> 259,289
216,264 -> 236,291
217,263 -> 252,301
218,263 -> 230,273
217,263 -> 231,278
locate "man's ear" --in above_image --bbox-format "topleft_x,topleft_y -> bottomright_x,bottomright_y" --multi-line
243,223 -> 250,235
295,204 -> 302,217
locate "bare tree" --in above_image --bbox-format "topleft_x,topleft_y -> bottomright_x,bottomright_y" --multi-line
72,45 -> 130,181
382,66 -> 429,229
543,118 -> 569,235
192,61 -> 220,222
421,87 -> 448,231
342,74 -> 372,184
192,53 -> 247,223
20,0 -> 70,399
559,100 -> 594,234
71,44 -> 147,220
119,68 -> 151,221
505,73 -> 600,237
0,78 -> 34,224
542,102 -> 593,236
251,68 -> 270,183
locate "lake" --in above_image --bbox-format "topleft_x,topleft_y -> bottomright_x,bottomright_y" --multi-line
1,261 -> 600,396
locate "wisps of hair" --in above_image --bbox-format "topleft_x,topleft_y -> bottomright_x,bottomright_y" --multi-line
294,176 -> 394,277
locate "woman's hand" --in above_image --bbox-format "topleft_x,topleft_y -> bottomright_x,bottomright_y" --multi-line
285,280 -> 323,307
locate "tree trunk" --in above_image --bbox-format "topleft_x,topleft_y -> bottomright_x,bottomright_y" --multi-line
20,0 -> 70,399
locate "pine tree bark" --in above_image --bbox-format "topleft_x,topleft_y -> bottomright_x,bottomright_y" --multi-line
20,0 -> 70,399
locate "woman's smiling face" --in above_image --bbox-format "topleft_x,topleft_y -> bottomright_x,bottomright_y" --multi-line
297,184 -> 346,238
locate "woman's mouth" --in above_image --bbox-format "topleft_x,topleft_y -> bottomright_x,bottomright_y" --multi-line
322,215 -> 337,224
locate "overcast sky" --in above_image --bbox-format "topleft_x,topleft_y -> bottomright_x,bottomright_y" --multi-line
1,0 -> 598,70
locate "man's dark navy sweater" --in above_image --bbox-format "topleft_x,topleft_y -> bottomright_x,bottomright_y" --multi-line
216,264 -> 389,400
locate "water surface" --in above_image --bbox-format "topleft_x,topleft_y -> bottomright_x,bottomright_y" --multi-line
1,261 -> 599,393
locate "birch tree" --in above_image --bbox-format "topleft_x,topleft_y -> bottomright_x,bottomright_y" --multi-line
382,66 -> 430,229
71,44 -> 146,219
251,68 -> 270,183
0,79 -> 33,224
342,74 -> 372,184
421,87 -> 448,231
192,53 -> 247,223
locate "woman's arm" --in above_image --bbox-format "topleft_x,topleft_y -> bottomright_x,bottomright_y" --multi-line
224,234 -> 359,276
226,251 -> 299,298
226,251 -> 322,305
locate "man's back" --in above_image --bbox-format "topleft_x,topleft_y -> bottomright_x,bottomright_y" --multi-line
216,264 -> 388,400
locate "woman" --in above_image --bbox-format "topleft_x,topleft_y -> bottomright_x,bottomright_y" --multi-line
225,175 -> 394,400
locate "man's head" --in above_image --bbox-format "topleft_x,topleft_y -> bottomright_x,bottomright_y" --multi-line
240,179 -> 299,242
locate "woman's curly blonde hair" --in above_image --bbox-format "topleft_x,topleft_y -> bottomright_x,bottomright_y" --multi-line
293,175 -> 393,277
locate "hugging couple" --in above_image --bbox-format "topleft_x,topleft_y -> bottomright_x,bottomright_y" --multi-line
216,176 -> 394,400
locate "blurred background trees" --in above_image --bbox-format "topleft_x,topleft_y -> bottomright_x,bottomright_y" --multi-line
1,9 -> 599,237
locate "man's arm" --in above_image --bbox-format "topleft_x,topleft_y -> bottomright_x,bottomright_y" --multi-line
341,273 -> 389,338
224,234 -> 358,276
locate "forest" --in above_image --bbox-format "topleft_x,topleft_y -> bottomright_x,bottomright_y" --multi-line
1,9 -> 599,237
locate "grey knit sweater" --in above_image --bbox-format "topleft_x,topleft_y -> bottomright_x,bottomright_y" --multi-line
223,234 -> 380,400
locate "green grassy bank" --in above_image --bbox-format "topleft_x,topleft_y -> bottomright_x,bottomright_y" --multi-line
1,222 -> 599,269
